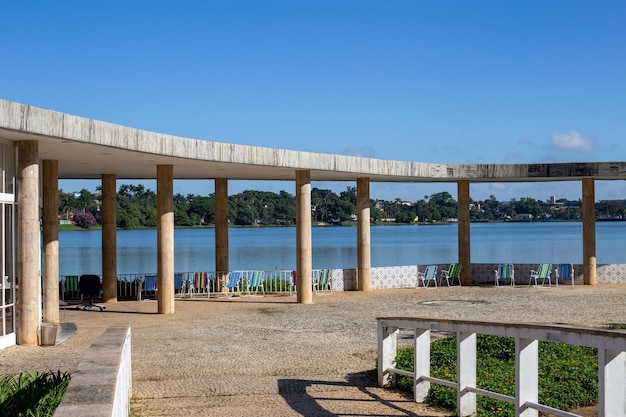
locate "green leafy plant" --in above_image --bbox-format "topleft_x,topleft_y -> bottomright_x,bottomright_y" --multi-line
0,371 -> 70,417
394,334 -> 597,416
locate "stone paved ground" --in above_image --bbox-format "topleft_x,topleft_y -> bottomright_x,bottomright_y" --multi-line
2,285 -> 625,416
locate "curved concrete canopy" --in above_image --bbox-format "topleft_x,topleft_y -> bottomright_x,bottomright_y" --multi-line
1,99 -> 626,184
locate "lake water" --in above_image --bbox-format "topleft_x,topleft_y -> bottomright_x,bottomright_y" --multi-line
57,222 -> 626,276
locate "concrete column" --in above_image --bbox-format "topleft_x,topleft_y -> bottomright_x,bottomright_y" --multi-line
582,178 -> 596,285
357,178 -> 371,291
157,165 -> 175,314
296,170 -> 312,304
101,174 -> 117,302
42,160 -> 59,324
215,178 -> 229,291
457,180 -> 471,285
17,141 -> 40,345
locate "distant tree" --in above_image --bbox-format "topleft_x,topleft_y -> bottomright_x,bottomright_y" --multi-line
427,192 -> 457,219
311,188 -> 338,222
395,211 -> 413,223
234,206 -> 257,225
596,200 -> 626,219
187,196 -> 215,224
175,205 -> 195,226
340,186 -> 357,206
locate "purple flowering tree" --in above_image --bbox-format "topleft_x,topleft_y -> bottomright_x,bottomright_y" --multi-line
73,212 -> 98,229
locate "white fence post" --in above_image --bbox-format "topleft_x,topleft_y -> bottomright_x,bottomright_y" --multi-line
598,348 -> 626,417
377,323 -> 398,387
516,338 -> 539,417
414,327 -> 431,401
457,331 -> 477,416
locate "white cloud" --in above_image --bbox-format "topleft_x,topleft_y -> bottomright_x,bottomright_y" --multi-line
551,130 -> 593,152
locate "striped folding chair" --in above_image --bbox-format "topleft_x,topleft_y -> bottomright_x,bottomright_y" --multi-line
495,263 -> 515,287
219,271 -> 242,297
63,275 -> 81,301
313,269 -> 331,294
416,265 -> 438,288
138,275 -> 158,301
529,263 -> 552,287
245,271 -> 266,296
555,263 -> 574,286
191,272 -> 208,298
441,263 -> 462,286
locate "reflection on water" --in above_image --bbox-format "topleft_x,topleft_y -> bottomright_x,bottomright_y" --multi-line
56,222 -> 626,275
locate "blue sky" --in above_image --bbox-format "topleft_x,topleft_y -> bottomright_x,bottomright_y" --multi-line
2,1 -> 625,202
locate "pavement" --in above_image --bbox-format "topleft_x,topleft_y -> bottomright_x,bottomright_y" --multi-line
2,285 -> 626,416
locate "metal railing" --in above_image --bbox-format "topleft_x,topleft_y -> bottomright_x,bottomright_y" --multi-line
59,269 -> 298,300
377,317 -> 626,417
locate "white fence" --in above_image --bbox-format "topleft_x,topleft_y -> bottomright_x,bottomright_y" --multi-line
377,317 -> 626,417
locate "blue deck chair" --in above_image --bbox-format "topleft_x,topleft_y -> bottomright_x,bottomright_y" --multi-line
441,263 -> 462,286
530,263 -> 552,287
138,274 -> 158,300
245,271 -> 266,296
495,263 -> 515,287
416,265 -> 438,288
313,269 -> 331,294
555,263 -> 574,286
62,275 -> 81,301
174,273 -> 192,298
219,271 -> 242,297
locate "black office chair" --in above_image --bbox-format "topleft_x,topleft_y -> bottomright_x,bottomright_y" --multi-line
77,274 -> 106,311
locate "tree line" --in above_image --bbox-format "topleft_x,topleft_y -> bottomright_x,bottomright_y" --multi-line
59,184 -> 626,229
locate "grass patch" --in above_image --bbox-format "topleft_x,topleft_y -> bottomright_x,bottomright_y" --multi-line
0,371 -> 70,417
394,334 -> 597,416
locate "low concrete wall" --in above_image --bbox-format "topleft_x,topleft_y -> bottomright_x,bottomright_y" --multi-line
55,325 -> 132,417
330,263 -> 626,290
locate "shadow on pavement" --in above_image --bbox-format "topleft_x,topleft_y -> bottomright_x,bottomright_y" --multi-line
277,371 -> 448,417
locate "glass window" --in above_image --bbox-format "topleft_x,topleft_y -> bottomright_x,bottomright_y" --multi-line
0,142 -> 15,345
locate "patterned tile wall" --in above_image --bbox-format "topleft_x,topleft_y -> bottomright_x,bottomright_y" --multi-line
328,263 -> 626,291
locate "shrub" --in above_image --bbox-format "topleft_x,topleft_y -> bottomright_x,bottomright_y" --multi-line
72,211 -> 97,228
394,334 -> 597,416
0,371 -> 70,417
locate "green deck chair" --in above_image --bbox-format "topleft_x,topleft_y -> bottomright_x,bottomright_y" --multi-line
63,275 -> 81,301
441,263 -> 462,286
530,263 -> 552,287
313,269 -> 331,294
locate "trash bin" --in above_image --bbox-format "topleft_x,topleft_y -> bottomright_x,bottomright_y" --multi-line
40,323 -> 58,346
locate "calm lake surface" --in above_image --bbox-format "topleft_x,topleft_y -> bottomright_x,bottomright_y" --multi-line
57,222 -> 626,276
